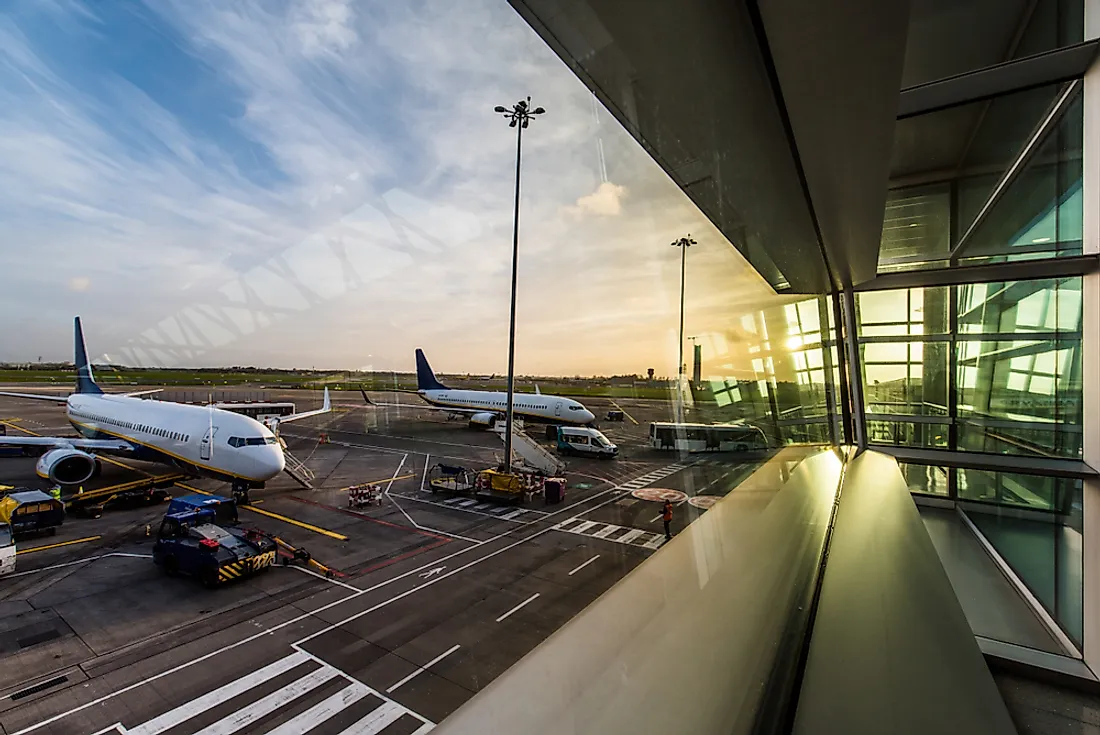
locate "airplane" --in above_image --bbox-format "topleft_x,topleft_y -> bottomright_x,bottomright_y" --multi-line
0,318 -> 331,503
363,349 -> 596,428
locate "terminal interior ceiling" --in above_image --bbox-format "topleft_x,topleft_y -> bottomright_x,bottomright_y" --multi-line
434,0 -> 1100,731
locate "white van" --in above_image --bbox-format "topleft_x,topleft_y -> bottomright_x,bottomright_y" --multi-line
557,426 -> 618,458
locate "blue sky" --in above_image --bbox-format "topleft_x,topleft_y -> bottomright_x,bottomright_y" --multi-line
0,0 -> 772,376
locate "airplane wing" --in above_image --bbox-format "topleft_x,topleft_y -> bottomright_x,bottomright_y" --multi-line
0,436 -> 134,451
0,390 -> 70,403
360,391 -> 493,416
123,388 -> 163,398
275,387 -> 332,424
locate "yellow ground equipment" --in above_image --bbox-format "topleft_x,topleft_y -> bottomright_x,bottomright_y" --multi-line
0,490 -> 65,538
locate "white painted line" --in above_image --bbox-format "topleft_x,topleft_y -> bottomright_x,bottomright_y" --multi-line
420,453 -> 430,493
10,468 -> 671,735
287,564 -> 360,592
442,497 -> 463,505
572,521 -> 599,534
616,529 -> 646,545
496,593 -> 541,623
128,652 -> 311,735
409,723 -> 435,735
192,666 -> 339,735
386,644 -> 461,693
591,525 -> 619,539
500,509 -> 525,520
641,535 -> 665,550
334,702 -> 405,735
472,502 -> 493,511
5,553 -> 153,579
262,683 -> 370,735
456,499 -> 478,507
568,555 -> 601,576
650,514 -> 664,523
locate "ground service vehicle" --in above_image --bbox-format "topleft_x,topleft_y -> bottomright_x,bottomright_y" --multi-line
649,422 -> 768,453
557,426 -> 618,458
0,523 -> 15,576
153,494 -> 277,587
0,490 -> 65,537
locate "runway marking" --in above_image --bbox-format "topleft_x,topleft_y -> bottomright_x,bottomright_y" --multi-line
11,469 -> 655,735
5,552 -> 151,578
383,453 -> 481,543
568,555 -> 600,576
176,482 -> 349,541
126,651 -> 313,735
126,650 -> 433,735
390,492 -> 545,524
555,521 -> 662,550
386,644 -> 461,693
287,496 -> 451,541
17,535 -> 101,555
642,535 -> 666,550
496,593 -> 540,623
263,683 -> 370,735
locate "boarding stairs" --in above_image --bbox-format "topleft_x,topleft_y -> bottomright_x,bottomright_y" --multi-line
283,450 -> 316,490
494,423 -> 566,476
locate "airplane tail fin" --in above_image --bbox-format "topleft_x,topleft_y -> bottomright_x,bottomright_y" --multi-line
415,349 -> 448,391
74,317 -> 103,395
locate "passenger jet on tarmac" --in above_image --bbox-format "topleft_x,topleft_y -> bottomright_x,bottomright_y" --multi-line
364,349 -> 596,428
0,318 -> 330,501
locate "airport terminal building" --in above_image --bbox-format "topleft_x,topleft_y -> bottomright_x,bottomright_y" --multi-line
437,1 -> 1100,733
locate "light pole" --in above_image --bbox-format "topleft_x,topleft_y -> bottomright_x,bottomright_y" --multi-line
495,97 -> 545,473
671,235 -> 696,418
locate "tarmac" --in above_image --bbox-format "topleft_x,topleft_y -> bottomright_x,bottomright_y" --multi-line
0,389 -> 764,734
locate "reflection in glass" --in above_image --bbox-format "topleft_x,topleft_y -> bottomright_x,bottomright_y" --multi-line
867,420 -> 949,448
960,470 -> 1083,646
898,462 -> 948,496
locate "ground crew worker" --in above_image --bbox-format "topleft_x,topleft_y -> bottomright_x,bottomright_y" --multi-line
49,485 -> 62,501
662,499 -> 673,541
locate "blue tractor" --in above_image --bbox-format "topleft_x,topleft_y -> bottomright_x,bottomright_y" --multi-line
152,494 -> 278,587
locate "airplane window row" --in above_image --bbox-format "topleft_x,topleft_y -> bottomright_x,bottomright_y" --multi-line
227,436 -> 278,448
448,397 -> 547,410
71,409 -> 188,443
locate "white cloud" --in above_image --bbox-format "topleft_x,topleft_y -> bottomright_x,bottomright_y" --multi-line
569,181 -> 627,217
0,0 -> 772,376
68,276 -> 90,292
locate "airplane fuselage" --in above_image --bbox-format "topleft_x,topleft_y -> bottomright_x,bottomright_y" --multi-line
64,393 -> 285,484
418,389 -> 596,425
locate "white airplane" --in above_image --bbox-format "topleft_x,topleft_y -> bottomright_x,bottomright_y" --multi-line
0,318 -> 330,501
364,349 -> 595,428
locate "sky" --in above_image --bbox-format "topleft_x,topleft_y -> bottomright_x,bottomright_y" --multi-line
0,0 -> 778,377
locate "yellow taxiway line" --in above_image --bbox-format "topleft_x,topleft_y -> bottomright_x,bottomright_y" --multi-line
175,483 -> 348,542
17,535 -> 102,555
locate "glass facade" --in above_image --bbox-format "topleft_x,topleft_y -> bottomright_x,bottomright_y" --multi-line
856,277 -> 1082,459
882,83 -> 1083,272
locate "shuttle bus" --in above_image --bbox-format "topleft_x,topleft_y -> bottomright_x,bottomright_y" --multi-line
649,422 -> 768,453
215,402 -> 297,425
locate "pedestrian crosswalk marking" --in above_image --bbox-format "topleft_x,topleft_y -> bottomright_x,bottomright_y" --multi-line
500,509 -> 525,520
617,529 -> 646,545
126,651 -> 434,735
555,520 -> 662,550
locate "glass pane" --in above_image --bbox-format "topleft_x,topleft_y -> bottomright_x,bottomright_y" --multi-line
959,90 -> 1083,265
867,420 -> 949,448
861,341 -> 949,416
898,462 -> 948,496
903,0 -> 1083,88
879,185 -> 950,271
857,287 -> 949,337
960,471 -> 1083,647
883,84 -> 1063,273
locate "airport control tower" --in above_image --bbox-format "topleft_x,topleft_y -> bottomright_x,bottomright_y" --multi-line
692,344 -> 702,386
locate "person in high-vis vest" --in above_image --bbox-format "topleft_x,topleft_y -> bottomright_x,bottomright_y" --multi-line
662,499 -> 673,541
48,485 -> 62,501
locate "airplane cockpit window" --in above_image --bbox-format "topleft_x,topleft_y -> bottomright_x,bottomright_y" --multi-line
568,405 -> 583,411
228,437 -> 244,448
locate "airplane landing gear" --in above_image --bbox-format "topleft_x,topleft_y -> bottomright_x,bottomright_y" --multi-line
232,480 -> 252,506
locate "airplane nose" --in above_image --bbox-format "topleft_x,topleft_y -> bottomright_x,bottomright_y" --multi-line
261,445 -> 286,479
584,410 -> 595,423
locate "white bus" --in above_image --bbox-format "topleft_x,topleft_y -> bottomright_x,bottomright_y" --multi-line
214,402 -> 297,425
650,422 -> 768,453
